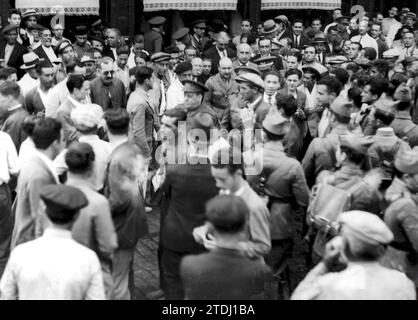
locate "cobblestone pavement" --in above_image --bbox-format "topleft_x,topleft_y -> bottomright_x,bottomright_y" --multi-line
133,208 -> 161,300
132,207 -> 310,300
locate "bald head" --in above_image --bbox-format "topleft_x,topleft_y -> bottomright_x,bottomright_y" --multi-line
219,57 -> 233,79
237,43 -> 252,64
216,32 -> 230,51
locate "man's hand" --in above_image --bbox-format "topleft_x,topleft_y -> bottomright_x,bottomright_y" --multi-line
239,108 -> 256,129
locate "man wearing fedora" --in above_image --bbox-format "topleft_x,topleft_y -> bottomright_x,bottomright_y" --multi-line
274,15 -> 293,41
17,52 -> 40,97
144,16 -> 166,55
0,24 -> 27,80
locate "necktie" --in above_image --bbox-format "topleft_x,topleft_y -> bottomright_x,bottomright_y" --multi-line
268,96 -> 272,105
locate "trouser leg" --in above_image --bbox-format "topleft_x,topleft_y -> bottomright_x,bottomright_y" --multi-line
161,248 -> 185,300
0,183 -> 13,279
111,249 -> 133,300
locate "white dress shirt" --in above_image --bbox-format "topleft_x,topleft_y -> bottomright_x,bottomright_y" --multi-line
263,92 -> 277,108
4,44 -> 14,65
18,138 -> 36,171
351,34 -> 379,57
18,74 -> 39,98
0,228 -> 105,300
54,135 -> 111,191
301,83 -> 318,110
165,77 -> 184,111
0,132 -> 18,185
44,78 -> 69,118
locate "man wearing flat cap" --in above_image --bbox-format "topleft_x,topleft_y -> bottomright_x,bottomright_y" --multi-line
292,210 -> 416,300
144,16 -> 166,55
220,71 -> 269,136
1,184 -> 106,300
382,147 -> 418,289
0,24 -> 27,80
191,20 -> 210,55
149,52 -> 171,118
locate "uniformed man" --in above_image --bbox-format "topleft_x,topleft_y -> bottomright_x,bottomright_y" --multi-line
204,57 -> 239,122
172,27 -> 192,54
190,20 -> 210,55
180,79 -> 217,128
382,147 -> 418,289
144,16 -> 166,55
302,96 -> 352,188
368,102 -> 410,189
310,133 -> 381,259
244,111 -> 310,286
292,211 -> 416,300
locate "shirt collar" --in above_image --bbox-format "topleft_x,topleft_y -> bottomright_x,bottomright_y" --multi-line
8,104 -> 22,112
43,228 -> 72,239
68,95 -> 85,110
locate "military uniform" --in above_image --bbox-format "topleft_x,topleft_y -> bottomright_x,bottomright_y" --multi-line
381,148 -> 418,288
390,110 -> 418,148
144,17 -> 166,55
204,73 -> 239,122
292,211 -> 416,300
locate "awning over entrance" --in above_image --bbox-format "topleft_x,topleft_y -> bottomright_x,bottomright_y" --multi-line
15,0 -> 100,15
143,0 -> 238,12
261,0 -> 341,10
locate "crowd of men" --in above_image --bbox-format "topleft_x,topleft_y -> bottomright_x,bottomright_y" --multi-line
0,5 -> 418,300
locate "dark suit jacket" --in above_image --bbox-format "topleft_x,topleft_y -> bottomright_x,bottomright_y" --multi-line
180,247 -> 274,300
33,45 -> 57,65
203,45 -> 237,74
161,156 -> 219,253
277,28 -> 294,41
291,33 -> 310,51
144,29 -> 163,55
25,87 -> 45,115
0,41 -> 27,79
2,106 -> 29,151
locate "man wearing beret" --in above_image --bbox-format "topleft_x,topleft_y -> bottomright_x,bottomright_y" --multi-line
1,184 -> 106,300
0,24 -> 27,80
382,147 -> 418,289
144,16 -> 166,55
292,211 -> 416,300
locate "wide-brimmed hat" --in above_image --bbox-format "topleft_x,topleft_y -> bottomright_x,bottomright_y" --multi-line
262,20 -> 278,34
20,52 -> 41,70
22,9 -> 39,19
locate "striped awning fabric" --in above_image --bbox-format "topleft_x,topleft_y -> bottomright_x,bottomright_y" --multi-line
261,0 -> 341,10
15,0 -> 100,15
143,0 -> 238,11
